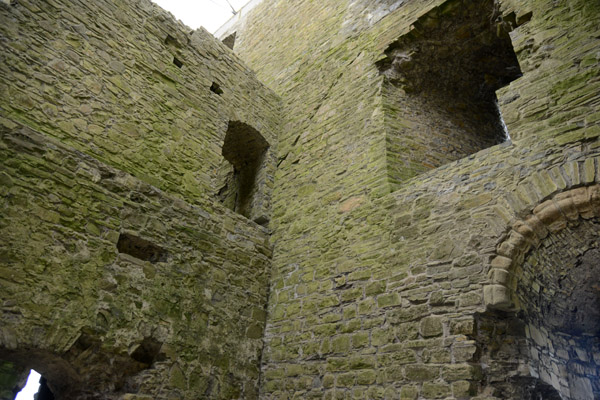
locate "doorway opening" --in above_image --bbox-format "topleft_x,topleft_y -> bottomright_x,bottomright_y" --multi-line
14,369 -> 54,400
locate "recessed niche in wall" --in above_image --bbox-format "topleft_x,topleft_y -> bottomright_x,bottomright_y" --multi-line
117,233 -> 168,263
172,56 -> 183,68
222,32 -> 236,50
164,34 -> 181,48
131,337 -> 165,366
210,82 -> 224,95
376,0 -> 524,188
216,121 -> 269,224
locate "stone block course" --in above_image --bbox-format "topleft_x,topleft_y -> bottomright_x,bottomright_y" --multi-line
226,0 -> 599,397
0,0 -> 599,398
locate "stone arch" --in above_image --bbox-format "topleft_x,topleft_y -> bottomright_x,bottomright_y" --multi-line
480,183 -> 600,399
484,184 -> 600,310
0,331 -> 163,399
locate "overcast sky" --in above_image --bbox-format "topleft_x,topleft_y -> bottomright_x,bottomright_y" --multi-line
152,0 -> 249,33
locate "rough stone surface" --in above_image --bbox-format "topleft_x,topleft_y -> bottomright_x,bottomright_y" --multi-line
0,0 -> 280,398
225,0 -> 599,398
1,0 -> 599,398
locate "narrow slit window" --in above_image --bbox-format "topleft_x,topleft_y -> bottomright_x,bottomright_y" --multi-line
172,56 -> 183,68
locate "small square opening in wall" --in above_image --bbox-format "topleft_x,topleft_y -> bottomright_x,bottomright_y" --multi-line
210,82 -> 224,95
222,32 -> 236,50
117,233 -> 168,263
164,34 -> 181,48
172,56 -> 183,68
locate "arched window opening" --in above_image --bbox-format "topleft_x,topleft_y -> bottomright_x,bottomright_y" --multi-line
377,0 -> 526,188
216,121 -> 270,224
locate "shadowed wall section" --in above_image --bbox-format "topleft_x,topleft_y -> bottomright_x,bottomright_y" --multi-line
377,0 -> 523,187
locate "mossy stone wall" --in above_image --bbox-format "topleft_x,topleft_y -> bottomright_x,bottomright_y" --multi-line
226,0 -> 599,398
0,0 -> 280,210
0,0 -> 281,398
0,0 -> 598,398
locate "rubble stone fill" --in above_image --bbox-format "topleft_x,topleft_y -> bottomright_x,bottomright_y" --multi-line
1,0 -> 599,398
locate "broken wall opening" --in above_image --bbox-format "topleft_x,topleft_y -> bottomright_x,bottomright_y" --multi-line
0,333 -> 165,399
1,367 -> 56,400
216,121 -> 270,224
377,0 -> 524,187
0,351 -> 80,400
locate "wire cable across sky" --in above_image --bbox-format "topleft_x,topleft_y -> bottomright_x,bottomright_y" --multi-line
151,0 -> 248,33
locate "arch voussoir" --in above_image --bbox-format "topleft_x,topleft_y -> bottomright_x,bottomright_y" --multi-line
484,183 -> 600,310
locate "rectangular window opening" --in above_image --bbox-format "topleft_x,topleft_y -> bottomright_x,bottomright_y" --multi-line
117,233 -> 168,263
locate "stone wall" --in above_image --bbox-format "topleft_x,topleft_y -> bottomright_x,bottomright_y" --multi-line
0,0 -> 280,214
0,0 -> 598,398
226,0 -> 599,398
0,0 -> 281,398
0,122 -> 272,399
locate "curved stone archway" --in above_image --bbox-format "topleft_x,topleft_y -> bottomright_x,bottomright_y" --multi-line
484,184 -> 600,310
480,184 -> 600,399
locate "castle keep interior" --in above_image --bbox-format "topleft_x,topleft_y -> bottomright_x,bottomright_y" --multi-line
0,0 -> 598,398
